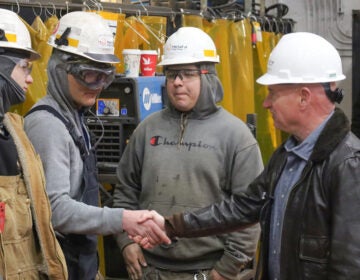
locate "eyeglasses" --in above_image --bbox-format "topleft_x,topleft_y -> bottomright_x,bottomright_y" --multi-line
64,62 -> 115,90
17,59 -> 33,76
165,69 -> 208,82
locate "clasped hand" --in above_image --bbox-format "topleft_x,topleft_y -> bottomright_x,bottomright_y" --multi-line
122,209 -> 169,248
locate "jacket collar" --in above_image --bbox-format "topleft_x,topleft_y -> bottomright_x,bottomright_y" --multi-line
310,108 -> 350,162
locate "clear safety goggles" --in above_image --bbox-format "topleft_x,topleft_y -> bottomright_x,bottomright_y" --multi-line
5,56 -> 33,76
17,59 -> 33,76
64,62 -> 115,90
165,68 -> 209,82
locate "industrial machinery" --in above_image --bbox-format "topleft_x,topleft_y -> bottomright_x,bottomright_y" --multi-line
86,75 -> 166,184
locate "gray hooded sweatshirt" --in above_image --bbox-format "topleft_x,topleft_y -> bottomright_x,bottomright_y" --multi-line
24,50 -> 123,236
113,64 -> 264,278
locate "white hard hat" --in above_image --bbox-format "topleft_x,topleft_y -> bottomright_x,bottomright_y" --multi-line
158,27 -> 219,66
0,8 -> 40,60
49,11 -> 119,64
256,32 -> 346,85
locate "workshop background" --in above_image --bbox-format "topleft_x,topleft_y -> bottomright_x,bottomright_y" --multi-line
0,0 -> 359,279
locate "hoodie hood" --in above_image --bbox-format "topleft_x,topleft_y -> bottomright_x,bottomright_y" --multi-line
39,49 -> 86,143
0,55 -> 26,123
166,63 -> 224,119
47,49 -> 78,114
165,63 -> 224,146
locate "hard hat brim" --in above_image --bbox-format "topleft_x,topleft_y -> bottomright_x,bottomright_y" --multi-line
27,48 -> 41,61
256,73 -> 346,85
51,44 -> 120,64
0,42 -> 40,61
83,52 -> 120,64
158,56 -> 219,66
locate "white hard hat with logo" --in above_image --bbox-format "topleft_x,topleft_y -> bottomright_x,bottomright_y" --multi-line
49,11 -> 119,64
256,32 -> 345,85
158,27 -> 219,66
0,8 -> 40,60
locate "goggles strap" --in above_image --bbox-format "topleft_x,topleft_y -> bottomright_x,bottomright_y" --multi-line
55,27 -> 71,47
0,29 -> 7,42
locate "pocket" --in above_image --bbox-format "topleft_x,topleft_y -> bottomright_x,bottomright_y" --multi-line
1,177 -> 33,239
299,235 -> 330,264
0,177 -> 38,278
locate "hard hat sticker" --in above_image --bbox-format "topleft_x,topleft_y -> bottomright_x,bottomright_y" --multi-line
204,49 -> 216,57
5,33 -> 16,43
98,35 -> 113,48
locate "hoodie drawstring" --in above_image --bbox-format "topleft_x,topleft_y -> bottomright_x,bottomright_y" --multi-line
178,113 -> 188,148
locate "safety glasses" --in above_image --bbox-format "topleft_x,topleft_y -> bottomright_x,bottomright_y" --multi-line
165,69 -> 209,82
17,59 -> 33,75
64,62 -> 115,90
4,56 -> 33,76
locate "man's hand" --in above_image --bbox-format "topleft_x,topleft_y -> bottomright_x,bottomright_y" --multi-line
137,209 -> 165,228
122,210 -> 170,246
122,243 -> 146,280
126,210 -> 166,249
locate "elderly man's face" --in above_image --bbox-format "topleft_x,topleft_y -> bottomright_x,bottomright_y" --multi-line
263,84 -> 302,134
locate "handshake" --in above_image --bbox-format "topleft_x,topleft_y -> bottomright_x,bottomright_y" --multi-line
122,209 -> 171,248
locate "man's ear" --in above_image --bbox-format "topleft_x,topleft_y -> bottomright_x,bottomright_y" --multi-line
299,86 -> 311,107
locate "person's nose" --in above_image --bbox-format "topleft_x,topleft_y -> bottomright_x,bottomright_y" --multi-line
262,94 -> 271,109
172,74 -> 183,85
26,74 -> 34,84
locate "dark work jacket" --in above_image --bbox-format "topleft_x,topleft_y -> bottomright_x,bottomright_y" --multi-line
166,108 -> 360,280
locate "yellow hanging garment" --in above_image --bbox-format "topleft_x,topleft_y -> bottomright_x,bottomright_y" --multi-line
261,30 -> 288,147
11,15 -> 56,116
206,18 -> 234,114
39,15 -> 58,87
123,16 -> 149,49
182,14 -> 204,28
114,13 -> 126,74
140,16 -> 167,51
251,20 -> 277,164
140,16 -> 167,74
228,19 -> 255,122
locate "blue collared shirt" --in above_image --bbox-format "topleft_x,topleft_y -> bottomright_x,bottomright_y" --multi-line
268,111 -> 334,280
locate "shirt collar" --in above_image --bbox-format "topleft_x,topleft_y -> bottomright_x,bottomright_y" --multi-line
284,110 -> 334,161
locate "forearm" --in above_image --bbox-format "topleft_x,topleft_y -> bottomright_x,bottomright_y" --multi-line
165,193 -> 261,238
